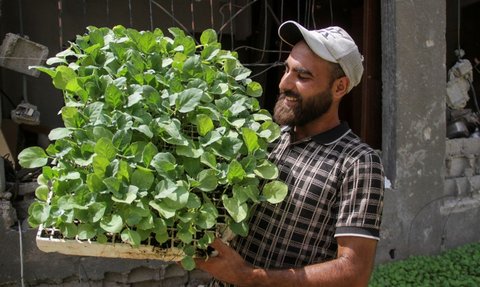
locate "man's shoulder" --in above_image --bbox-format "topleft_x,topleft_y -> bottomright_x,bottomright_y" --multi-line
338,131 -> 383,165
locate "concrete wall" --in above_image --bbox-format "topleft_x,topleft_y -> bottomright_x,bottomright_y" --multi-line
377,0 -> 480,264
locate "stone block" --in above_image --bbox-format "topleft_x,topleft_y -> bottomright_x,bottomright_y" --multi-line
462,138 -> 480,155
127,266 -> 160,283
445,156 -> 468,178
162,276 -> 189,287
132,280 -> 162,287
0,200 -> 17,229
454,177 -> 470,196
104,272 -> 128,284
446,138 -> 464,157
164,263 -> 187,279
188,269 -> 212,286
469,175 -> 480,193
444,178 -> 457,195
0,33 -> 49,77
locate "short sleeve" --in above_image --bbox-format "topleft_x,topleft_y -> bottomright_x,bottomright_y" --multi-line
335,151 -> 384,240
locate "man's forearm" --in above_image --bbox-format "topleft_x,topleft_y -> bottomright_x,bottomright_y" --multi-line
242,255 -> 369,287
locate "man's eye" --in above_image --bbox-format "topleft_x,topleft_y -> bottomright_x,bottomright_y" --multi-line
298,74 -> 308,80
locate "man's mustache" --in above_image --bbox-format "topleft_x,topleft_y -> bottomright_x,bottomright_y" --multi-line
279,90 -> 301,99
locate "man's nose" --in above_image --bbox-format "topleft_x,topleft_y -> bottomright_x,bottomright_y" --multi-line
279,72 -> 294,92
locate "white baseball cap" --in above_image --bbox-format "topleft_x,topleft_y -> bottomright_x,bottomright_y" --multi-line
278,20 -> 364,93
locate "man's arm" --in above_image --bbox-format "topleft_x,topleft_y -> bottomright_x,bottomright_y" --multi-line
195,236 -> 378,287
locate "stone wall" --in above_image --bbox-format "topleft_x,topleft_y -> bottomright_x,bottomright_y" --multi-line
443,138 -> 480,224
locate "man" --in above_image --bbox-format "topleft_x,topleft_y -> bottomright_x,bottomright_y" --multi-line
196,20 -> 385,287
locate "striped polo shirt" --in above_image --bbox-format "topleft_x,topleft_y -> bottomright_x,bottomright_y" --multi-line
209,122 -> 384,286
234,121 -> 384,268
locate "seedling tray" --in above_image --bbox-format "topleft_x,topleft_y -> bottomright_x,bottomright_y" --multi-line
36,226 -> 184,261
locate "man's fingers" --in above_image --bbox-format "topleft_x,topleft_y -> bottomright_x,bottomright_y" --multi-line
209,237 -> 229,253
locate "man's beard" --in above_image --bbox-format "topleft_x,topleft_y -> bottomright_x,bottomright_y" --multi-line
273,89 -> 333,126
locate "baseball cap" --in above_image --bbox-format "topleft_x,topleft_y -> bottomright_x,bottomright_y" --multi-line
278,20 -> 364,93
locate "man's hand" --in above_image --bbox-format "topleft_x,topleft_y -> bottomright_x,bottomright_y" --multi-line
195,238 -> 253,286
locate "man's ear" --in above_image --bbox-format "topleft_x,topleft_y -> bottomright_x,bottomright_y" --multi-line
332,76 -> 350,99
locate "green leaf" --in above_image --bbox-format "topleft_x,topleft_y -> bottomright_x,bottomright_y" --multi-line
142,142 -> 158,166
196,201 -> 218,229
212,137 -> 243,160
241,128 -> 260,155
88,202 -> 107,222
93,155 -> 110,177
151,152 -> 176,174
227,160 -> 246,183
260,121 -> 281,143
222,195 -> 248,223
200,152 -> 217,169
162,184 -> 189,210
77,223 -> 96,240
127,91 -> 142,107
94,137 -> 117,161
196,114 -> 214,136
100,214 -> 123,233
197,231 -> 215,249
59,223 -> 78,238
154,179 -> 177,199
121,229 -> 141,246
178,230 -> 193,245
61,106 -> 82,128
181,255 -> 196,271
233,184 -> 259,203
93,126 -> 114,141
112,185 -> 138,204
37,174 -> 48,186
105,84 -> 124,109
131,169 -> 154,190
197,169 -> 218,192
262,180 -> 288,204
176,88 -> 203,113
153,218 -> 169,244
149,200 -> 176,219
125,141 -> 147,163
254,160 -> 279,180
112,129 -> 132,151
48,128 -> 72,141
35,185 -> 50,201
53,66 -> 77,90
18,147 -> 48,168
138,31 -> 156,53
133,124 -> 153,138
33,65 -> 56,78
200,29 -> 217,45
176,141 -> 203,158
246,81 -> 263,97
229,220 -> 249,237
28,202 -> 50,226
186,193 -> 201,209
211,83 -> 229,95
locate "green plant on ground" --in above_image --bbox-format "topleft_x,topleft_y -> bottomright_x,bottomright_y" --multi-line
369,242 -> 480,287
18,25 -> 288,270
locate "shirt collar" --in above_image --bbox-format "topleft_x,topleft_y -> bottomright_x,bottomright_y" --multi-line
283,121 -> 351,145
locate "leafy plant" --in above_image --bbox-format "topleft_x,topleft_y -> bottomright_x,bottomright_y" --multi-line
18,25 -> 287,270
369,242 -> 480,286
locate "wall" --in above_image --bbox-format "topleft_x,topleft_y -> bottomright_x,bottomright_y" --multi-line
377,0 -> 480,265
